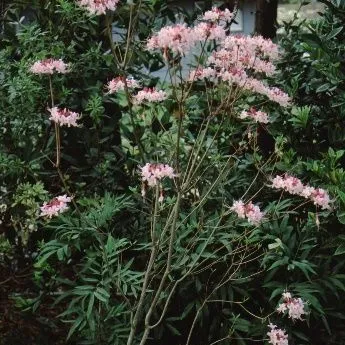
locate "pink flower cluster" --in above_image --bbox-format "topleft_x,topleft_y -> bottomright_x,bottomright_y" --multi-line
40,195 -> 72,218
272,175 -> 304,195
271,174 -> 331,210
247,81 -> 290,107
267,324 -> 288,345
147,24 -> 196,55
230,200 -> 264,225
77,0 -> 120,15
140,163 -> 175,187
146,10 -> 290,107
188,67 -> 217,82
202,35 -> 290,107
193,22 -> 226,41
133,87 -> 167,105
222,35 -> 279,61
302,187 -> 331,210
221,67 -> 248,85
49,107 -> 81,127
277,292 -> 306,321
207,36 -> 278,77
265,87 -> 291,107
30,59 -> 69,74
107,76 -> 140,94
147,9 -> 233,56
239,107 -> 269,124
202,7 -> 234,23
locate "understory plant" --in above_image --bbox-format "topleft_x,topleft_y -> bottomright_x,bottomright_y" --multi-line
1,1 -> 345,345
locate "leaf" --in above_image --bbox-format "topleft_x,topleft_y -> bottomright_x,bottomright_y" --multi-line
337,210 -> 345,225
67,316 -> 83,340
335,244 -> 345,255
94,291 -> 107,302
269,287 -> 284,301
181,302 -> 195,320
269,257 -> 289,270
337,190 -> 345,205
166,323 -> 182,336
94,287 -> 110,303
321,315 -> 331,335
316,83 -> 330,93
87,293 -> 95,320
292,260 -> 316,280
268,238 -> 283,250
327,26 -> 343,39
292,330 -> 309,341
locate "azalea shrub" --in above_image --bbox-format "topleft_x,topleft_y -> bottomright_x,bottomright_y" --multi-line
0,1 -> 345,345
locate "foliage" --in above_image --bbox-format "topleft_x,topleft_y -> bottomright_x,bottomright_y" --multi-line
276,0 -> 345,155
0,1 -> 345,345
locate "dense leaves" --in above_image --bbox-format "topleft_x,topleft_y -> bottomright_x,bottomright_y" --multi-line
0,1 -> 345,345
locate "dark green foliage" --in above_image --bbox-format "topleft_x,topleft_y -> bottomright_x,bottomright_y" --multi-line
275,0 -> 345,155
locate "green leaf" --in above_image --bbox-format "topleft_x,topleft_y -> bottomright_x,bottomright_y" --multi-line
316,84 -> 330,93
166,323 -> 182,336
292,260 -> 316,280
269,257 -> 289,270
67,316 -> 83,340
87,293 -> 95,320
94,287 -> 110,303
94,291 -> 107,302
327,26 -> 343,39
335,244 -> 345,255
269,287 -> 285,301
337,190 -> 345,205
292,330 -> 309,341
337,210 -> 345,225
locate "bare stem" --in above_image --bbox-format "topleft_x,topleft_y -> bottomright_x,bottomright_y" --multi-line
138,192 -> 182,345
48,76 -> 61,168
126,186 -> 160,345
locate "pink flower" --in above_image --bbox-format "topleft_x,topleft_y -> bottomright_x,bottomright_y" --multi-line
106,76 -> 140,94
272,174 -> 332,209
277,292 -> 306,321
188,67 -> 217,82
49,107 -> 81,127
266,87 -> 291,107
243,80 -> 291,108
147,24 -> 196,55
193,22 -> 226,41
251,59 -> 276,76
202,7 -> 233,23
230,200 -> 246,219
245,202 -> 265,225
30,59 -> 69,74
230,200 -> 264,225
140,163 -> 175,187
40,195 -> 72,218
223,35 -> 279,61
133,87 -> 167,104
207,49 -> 234,70
206,38 -> 281,94
253,35 -> 280,61
271,175 -> 304,195
267,324 -> 288,345
239,108 -> 269,124
77,0 -> 120,15
244,78 -> 268,95
304,187 -> 331,210
221,67 -> 248,86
